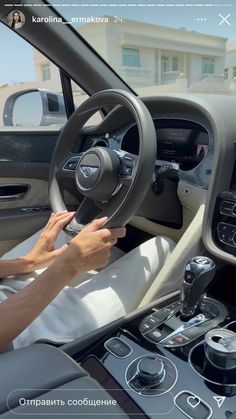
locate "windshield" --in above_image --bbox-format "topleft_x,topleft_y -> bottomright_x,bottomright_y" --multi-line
54,0 -> 236,97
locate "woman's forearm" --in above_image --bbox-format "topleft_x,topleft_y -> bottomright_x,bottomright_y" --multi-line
0,212 -> 77,279
0,218 -> 125,351
0,257 -> 78,351
0,257 -> 35,278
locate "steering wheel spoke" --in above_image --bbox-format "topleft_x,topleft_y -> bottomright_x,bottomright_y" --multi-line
118,151 -> 138,188
63,153 -> 84,173
66,197 -> 100,234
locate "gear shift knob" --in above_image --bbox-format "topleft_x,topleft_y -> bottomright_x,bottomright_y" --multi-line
180,257 -> 215,320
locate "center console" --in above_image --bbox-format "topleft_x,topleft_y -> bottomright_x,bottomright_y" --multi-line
1,258 -> 236,418
75,257 -> 236,419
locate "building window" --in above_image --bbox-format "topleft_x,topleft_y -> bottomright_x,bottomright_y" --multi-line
42,63 -> 51,81
161,56 -> 169,73
233,67 -> 236,78
172,57 -> 179,72
122,48 -> 140,67
202,57 -> 215,74
224,68 -> 228,80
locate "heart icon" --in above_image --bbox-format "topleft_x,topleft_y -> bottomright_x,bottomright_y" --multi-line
187,396 -> 201,409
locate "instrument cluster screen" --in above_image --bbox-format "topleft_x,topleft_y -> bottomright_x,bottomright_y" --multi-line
156,126 -> 209,170
121,119 -> 209,171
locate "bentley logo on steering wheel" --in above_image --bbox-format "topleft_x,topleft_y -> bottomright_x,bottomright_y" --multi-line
80,165 -> 99,178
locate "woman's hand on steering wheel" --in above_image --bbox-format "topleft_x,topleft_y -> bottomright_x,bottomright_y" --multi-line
55,216 -> 126,277
23,211 -> 75,272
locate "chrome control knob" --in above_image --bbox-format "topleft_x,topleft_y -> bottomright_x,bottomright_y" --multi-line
136,355 -> 165,386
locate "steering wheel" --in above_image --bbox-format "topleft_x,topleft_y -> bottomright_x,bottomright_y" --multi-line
49,89 -> 157,234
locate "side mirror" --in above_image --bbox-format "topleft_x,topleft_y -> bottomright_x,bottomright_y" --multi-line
3,88 -> 67,127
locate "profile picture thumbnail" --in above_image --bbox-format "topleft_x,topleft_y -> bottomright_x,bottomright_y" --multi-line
8,10 -> 25,30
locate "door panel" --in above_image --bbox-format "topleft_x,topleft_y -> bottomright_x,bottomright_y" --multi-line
0,178 -> 49,210
0,129 -> 59,256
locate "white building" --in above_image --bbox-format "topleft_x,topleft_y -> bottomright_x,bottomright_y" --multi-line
1,18 -> 235,126
225,42 -> 236,82
79,17 -> 227,90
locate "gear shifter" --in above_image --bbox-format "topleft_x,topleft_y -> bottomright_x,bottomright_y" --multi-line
180,256 -> 215,320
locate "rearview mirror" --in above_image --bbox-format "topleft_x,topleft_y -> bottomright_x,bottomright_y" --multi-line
3,88 -> 67,127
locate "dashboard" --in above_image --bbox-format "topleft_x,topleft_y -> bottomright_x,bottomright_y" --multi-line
67,97 -> 215,229
78,93 -> 236,266
121,119 -> 209,172
78,115 -> 213,190
69,94 -> 236,265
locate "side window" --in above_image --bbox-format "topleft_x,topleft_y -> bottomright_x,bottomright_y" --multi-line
0,23 -> 101,128
122,48 -> 140,68
0,23 -> 66,128
172,57 -> 179,72
224,68 -> 229,80
202,57 -> 215,75
41,63 -> 51,81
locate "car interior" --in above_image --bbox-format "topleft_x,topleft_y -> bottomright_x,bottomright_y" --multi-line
0,1 -> 236,418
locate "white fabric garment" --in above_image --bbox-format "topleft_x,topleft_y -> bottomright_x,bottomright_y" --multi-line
14,22 -> 22,29
0,229 -> 175,349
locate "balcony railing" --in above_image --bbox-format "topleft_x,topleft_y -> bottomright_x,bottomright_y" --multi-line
161,71 -> 180,84
119,66 -> 153,79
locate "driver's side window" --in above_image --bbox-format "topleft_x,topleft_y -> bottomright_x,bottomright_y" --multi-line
0,22 -> 100,128
0,23 -> 66,128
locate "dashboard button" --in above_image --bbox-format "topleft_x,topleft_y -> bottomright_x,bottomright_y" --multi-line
159,334 -> 190,347
120,157 -> 133,176
145,328 -> 166,343
218,222 -> 236,234
63,156 -> 80,171
184,271 -> 195,284
104,337 -> 132,358
152,302 -> 181,323
218,231 -> 233,245
173,334 -> 189,345
152,309 -> 170,323
220,201 -> 236,216
174,391 -> 212,419
140,321 -> 152,333
218,223 -> 236,233
217,223 -> 236,246
140,316 -> 159,333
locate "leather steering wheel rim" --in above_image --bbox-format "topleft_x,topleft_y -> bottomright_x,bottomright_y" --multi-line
49,89 -> 157,233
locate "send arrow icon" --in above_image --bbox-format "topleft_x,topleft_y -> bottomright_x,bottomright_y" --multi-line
213,396 -> 226,408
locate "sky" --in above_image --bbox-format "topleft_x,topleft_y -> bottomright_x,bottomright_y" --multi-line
0,0 -> 235,84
